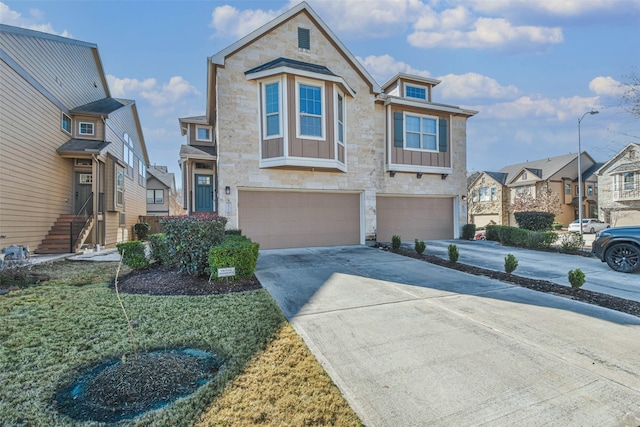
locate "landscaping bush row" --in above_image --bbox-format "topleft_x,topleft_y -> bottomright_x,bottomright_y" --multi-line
485,225 -> 558,250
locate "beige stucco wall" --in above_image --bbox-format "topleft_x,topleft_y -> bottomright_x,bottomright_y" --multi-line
215,12 -> 469,239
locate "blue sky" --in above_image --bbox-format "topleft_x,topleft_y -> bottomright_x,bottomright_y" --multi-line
2,0 -> 639,185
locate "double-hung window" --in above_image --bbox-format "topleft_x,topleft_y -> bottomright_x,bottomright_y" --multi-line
146,189 -> 164,204
479,187 -> 490,202
623,172 -> 635,190
405,114 -> 437,151
336,93 -> 344,146
264,81 -> 280,137
490,187 -> 498,201
62,113 -> 72,134
298,83 -> 323,138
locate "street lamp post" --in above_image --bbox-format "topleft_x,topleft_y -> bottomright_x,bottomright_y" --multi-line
577,110 -> 599,236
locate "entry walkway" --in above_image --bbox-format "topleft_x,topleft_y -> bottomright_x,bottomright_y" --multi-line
256,246 -> 640,427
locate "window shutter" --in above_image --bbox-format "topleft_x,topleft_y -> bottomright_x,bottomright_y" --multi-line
439,119 -> 448,152
393,112 -> 403,147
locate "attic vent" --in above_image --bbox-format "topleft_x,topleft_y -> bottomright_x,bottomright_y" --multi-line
298,27 -> 310,50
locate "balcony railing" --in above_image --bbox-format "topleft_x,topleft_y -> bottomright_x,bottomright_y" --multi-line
613,188 -> 640,201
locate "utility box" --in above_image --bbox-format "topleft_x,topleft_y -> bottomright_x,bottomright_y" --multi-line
3,245 -> 29,260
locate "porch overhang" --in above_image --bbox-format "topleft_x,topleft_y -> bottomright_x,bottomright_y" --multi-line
179,144 -> 217,162
57,139 -> 111,158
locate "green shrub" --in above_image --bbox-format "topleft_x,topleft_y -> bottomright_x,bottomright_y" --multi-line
116,241 -> 149,269
523,231 -> 558,249
148,233 -> 173,267
208,235 -> 260,280
448,244 -> 459,263
560,233 -> 584,252
497,226 -> 529,246
160,214 -> 227,276
568,269 -> 586,289
504,253 -> 518,274
391,235 -> 401,252
514,212 -> 555,231
485,225 -> 499,241
461,223 -> 476,240
225,228 -> 243,236
414,239 -> 426,255
552,222 -> 564,230
133,222 -> 151,241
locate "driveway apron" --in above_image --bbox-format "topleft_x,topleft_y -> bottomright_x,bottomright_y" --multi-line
256,246 -> 640,427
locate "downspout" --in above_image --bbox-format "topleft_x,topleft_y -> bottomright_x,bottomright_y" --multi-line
92,153 -> 99,246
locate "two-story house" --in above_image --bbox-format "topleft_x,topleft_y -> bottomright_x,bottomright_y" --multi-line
468,153 -> 600,227
0,25 -> 149,253
146,166 -> 176,217
178,2 -> 477,249
597,143 -> 640,226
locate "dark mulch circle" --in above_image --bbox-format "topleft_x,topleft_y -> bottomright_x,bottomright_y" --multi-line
55,348 -> 224,424
113,265 -> 262,296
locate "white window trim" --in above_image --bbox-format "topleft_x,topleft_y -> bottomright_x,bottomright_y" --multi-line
334,88 -> 345,149
403,112 -> 439,153
262,78 -> 283,140
295,77 -> 325,141
78,121 -> 95,136
61,113 -> 72,134
195,125 -> 212,142
404,83 -> 428,100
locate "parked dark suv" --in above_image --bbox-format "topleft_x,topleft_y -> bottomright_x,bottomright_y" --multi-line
592,226 -> 640,273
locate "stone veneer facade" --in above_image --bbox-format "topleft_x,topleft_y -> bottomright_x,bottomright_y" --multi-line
213,11 -> 470,240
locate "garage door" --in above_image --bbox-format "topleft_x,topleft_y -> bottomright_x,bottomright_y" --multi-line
612,210 -> 640,227
473,214 -> 499,227
238,190 -> 361,249
376,196 -> 453,242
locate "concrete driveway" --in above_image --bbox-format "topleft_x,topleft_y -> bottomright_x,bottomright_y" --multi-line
256,246 -> 640,427
424,239 -> 640,302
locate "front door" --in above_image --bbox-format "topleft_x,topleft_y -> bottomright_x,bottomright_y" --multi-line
74,172 -> 93,214
195,174 -> 214,212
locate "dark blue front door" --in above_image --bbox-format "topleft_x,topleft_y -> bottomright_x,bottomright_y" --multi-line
195,174 -> 214,212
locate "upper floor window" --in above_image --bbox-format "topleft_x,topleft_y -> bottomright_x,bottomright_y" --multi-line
147,189 -> 164,204
623,172 -> 635,190
264,81 -> 281,138
575,184 -> 579,195
298,83 -> 323,138
123,133 -> 134,177
79,121 -> 94,136
587,185 -> 593,196
564,182 -> 571,195
62,113 -> 72,134
479,187 -> 490,202
491,187 -> 498,201
138,159 -> 146,186
116,167 -> 124,206
522,172 -> 528,180
336,93 -> 344,146
405,114 -> 437,151
196,126 -> 212,142
405,84 -> 426,100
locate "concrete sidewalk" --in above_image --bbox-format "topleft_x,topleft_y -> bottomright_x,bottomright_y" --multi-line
256,246 -> 640,427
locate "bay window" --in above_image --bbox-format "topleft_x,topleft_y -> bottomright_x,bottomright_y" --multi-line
264,81 -> 281,137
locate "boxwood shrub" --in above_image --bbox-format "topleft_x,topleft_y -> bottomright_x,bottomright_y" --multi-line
116,241 -> 149,269
461,223 -> 476,240
514,211 -> 555,231
208,235 -> 260,280
148,233 -> 173,267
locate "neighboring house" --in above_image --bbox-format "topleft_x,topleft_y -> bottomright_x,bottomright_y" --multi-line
0,25 -> 149,253
596,143 -> 640,226
146,166 -> 176,216
178,2 -> 477,249
468,152 -> 600,227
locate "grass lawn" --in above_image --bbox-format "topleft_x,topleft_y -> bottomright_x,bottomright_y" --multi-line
0,260 -> 361,426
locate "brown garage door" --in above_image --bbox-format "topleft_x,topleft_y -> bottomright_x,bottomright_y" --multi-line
612,210 -> 640,227
376,196 -> 453,242
238,190 -> 361,249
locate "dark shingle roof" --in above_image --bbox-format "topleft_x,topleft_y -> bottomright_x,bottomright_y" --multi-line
57,138 -> 111,154
582,162 -> 604,179
484,172 -> 509,185
71,98 -> 129,116
245,57 -> 336,77
179,144 -> 217,159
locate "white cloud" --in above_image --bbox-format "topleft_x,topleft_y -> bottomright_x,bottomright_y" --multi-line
408,16 -> 562,49
0,2 -> 71,37
466,0 -> 635,17
589,76 -> 626,97
437,73 -> 519,100
209,4 -> 282,39
357,54 -> 431,84
107,75 -> 200,110
469,95 -> 600,121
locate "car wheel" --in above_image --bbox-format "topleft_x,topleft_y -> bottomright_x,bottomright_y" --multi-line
605,243 -> 640,273
589,227 -> 595,234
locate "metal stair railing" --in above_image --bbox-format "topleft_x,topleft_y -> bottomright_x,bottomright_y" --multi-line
70,192 -> 94,253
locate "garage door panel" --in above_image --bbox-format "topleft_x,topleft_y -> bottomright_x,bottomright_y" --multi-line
377,196 -> 453,242
239,191 -> 360,249
612,210 -> 640,227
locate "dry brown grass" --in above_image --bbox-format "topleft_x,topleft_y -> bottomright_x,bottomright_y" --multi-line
197,324 -> 361,427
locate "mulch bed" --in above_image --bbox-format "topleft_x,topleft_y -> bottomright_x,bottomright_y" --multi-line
395,247 -> 640,318
113,266 -> 262,296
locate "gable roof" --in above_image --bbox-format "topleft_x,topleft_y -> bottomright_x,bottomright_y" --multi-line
147,165 -> 175,190
596,143 -> 640,175
209,1 -> 380,94
468,171 -> 508,189
498,152 -> 592,185
245,57 -> 336,77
